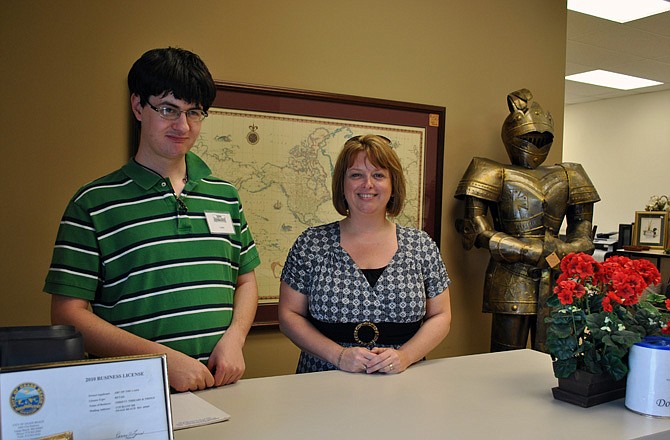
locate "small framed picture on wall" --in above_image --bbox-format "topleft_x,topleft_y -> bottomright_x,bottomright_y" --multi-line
632,211 -> 669,249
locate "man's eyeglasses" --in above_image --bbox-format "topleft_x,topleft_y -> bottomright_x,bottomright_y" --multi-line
146,102 -> 208,122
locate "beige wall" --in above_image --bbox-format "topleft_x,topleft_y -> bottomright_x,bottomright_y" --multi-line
563,90 -> 670,234
0,0 -> 567,379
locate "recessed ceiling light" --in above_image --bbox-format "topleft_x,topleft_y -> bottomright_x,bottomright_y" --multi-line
565,70 -> 663,90
567,0 -> 670,23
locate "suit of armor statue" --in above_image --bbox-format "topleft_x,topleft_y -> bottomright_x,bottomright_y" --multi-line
454,89 -> 600,352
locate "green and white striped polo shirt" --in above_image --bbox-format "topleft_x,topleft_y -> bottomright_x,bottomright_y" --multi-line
44,152 -> 260,361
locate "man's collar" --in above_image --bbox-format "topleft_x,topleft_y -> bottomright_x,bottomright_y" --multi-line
122,152 -> 212,190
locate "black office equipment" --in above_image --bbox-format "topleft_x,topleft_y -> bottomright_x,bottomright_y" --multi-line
0,325 -> 84,367
618,223 -> 633,247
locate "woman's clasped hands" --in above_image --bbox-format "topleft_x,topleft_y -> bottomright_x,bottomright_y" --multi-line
337,346 -> 407,374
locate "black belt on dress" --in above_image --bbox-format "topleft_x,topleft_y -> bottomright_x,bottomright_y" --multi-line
307,315 -> 422,347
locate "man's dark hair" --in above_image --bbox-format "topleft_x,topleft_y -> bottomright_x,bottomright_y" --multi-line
128,47 -> 216,111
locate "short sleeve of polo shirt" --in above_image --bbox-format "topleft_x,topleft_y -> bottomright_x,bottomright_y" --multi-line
44,193 -> 101,300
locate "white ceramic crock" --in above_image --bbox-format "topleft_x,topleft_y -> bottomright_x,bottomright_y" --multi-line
625,336 -> 670,418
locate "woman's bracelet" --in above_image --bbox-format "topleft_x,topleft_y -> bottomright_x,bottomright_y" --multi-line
336,346 -> 347,369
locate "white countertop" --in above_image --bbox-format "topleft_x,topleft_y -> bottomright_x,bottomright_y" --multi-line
174,349 -> 670,440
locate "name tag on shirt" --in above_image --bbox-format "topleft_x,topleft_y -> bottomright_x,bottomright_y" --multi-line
205,212 -> 235,234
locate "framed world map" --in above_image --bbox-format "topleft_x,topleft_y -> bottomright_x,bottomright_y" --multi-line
192,81 -> 445,325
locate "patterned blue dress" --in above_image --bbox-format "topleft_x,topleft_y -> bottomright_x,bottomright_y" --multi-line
281,221 -> 451,373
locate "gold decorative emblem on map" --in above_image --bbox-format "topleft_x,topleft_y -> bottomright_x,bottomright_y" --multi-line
247,124 -> 259,145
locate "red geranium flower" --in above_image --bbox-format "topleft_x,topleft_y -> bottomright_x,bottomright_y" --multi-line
560,252 -> 596,280
554,279 -> 581,305
602,296 -> 613,313
631,259 -> 661,286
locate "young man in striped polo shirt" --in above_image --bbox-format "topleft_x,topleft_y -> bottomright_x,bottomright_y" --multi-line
44,47 -> 260,393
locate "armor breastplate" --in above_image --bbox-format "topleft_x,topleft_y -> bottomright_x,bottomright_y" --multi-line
495,165 -> 568,238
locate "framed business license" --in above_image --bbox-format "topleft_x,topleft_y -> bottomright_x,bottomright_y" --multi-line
0,355 -> 173,440
632,211 -> 669,249
192,81 -> 446,325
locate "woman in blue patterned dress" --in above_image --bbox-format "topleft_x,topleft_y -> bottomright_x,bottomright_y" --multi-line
279,134 -> 452,374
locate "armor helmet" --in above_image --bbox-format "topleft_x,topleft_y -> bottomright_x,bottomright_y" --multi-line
501,89 -> 554,168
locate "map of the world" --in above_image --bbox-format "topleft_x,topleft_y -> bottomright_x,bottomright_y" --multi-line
193,108 -> 426,303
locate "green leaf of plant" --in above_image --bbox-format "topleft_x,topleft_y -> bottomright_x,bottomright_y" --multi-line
583,346 -> 602,374
548,335 -> 579,360
610,330 -> 641,349
552,358 -> 578,379
602,353 -> 628,381
547,323 -> 574,339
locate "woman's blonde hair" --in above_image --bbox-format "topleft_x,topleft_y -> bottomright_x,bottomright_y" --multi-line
331,134 -> 406,217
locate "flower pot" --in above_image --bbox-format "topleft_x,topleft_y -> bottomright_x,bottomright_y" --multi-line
552,369 -> 627,408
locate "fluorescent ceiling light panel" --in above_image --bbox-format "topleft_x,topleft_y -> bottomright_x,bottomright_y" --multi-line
567,0 -> 670,23
565,70 -> 663,90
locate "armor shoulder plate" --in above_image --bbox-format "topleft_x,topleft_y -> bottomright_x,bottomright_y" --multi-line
561,162 -> 601,205
454,157 -> 504,202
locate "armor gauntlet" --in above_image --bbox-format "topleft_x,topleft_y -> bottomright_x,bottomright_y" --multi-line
488,232 -> 542,265
545,204 -> 596,259
455,196 -> 489,250
457,197 -> 543,265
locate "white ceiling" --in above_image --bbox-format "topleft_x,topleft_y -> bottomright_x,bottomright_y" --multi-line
565,9 -> 670,104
